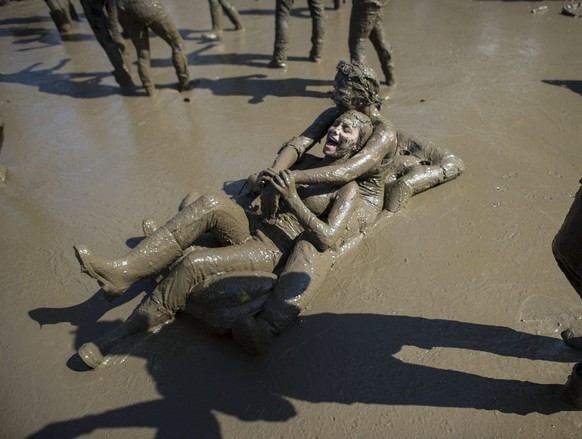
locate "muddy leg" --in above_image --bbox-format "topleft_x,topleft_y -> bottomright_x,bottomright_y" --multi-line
105,0 -> 131,69
45,0 -> 73,34
149,16 -> 190,91
385,134 -> 465,212
348,0 -> 378,65
368,8 -> 394,86
74,193 -> 251,300
232,239 -> 333,353
77,264 -> 188,369
220,0 -> 244,30
203,0 -> 224,40
79,0 -> 134,90
269,0 -> 293,68
121,17 -> 154,95
307,0 -> 325,62
68,0 -> 79,21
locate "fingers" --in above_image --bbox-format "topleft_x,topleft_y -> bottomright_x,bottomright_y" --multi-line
270,176 -> 285,193
246,173 -> 262,193
280,169 -> 292,185
261,167 -> 278,182
272,170 -> 290,188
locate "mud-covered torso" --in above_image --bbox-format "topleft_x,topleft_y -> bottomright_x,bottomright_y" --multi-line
254,107 -> 396,244
356,157 -> 391,210
255,181 -> 340,242
252,153 -> 386,246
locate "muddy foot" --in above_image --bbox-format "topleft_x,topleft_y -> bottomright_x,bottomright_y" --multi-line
562,327 -> 582,351
78,341 -> 107,369
73,245 -> 126,301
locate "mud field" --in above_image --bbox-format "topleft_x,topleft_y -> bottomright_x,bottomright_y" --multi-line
2,0 -> 582,437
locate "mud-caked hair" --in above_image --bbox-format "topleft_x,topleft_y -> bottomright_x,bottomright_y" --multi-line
335,60 -> 383,110
343,110 -> 373,151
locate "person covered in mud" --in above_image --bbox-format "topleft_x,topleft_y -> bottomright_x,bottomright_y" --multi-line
249,60 -> 396,197
249,60 -> 463,212
233,60 -> 464,352
268,0 -> 325,68
349,0 -> 395,86
79,0 -> 135,91
44,0 -> 78,34
113,0 -> 190,96
202,0 -> 244,41
552,178 -> 582,407
74,110 -> 376,368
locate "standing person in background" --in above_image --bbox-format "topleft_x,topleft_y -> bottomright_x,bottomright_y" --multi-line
44,0 -> 79,34
202,0 -> 244,41
268,0 -> 325,68
348,0 -> 395,86
79,0 -> 135,92
116,0 -> 190,96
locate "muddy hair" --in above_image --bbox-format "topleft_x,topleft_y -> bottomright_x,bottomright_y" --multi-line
335,60 -> 383,110
343,110 -> 373,151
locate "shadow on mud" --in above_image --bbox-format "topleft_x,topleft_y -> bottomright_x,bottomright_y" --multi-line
543,79 -> 582,97
194,74 -> 332,104
28,302 -> 576,438
0,56 -> 332,101
0,59 -> 125,98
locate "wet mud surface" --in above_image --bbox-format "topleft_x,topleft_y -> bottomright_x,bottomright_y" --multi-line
2,0 -> 582,437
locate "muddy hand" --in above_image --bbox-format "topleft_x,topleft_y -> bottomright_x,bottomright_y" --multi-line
271,170 -> 298,201
260,182 -> 280,218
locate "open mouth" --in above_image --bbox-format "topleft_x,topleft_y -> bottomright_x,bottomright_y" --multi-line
324,135 -> 339,152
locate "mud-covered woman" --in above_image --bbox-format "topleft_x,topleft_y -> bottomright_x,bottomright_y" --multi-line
234,60 -> 464,352
74,110 -> 375,368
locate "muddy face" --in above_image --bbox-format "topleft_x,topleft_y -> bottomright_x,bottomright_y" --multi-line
323,113 -> 361,158
332,74 -> 360,112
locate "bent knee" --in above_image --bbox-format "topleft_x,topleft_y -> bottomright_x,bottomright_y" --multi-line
197,192 -> 232,209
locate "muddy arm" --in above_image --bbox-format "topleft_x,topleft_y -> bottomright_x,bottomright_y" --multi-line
247,108 -> 340,193
292,114 -> 398,185
273,171 -> 359,252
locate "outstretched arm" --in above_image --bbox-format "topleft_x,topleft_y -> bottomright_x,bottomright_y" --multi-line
271,170 -> 358,252
292,114 -> 398,185
247,107 -> 341,192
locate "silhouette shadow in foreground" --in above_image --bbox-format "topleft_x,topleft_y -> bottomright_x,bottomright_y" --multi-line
543,79 -> 582,98
29,308 -> 576,438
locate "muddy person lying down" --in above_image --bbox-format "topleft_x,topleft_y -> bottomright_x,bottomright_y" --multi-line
73,61 -> 464,366
75,110 -> 383,367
